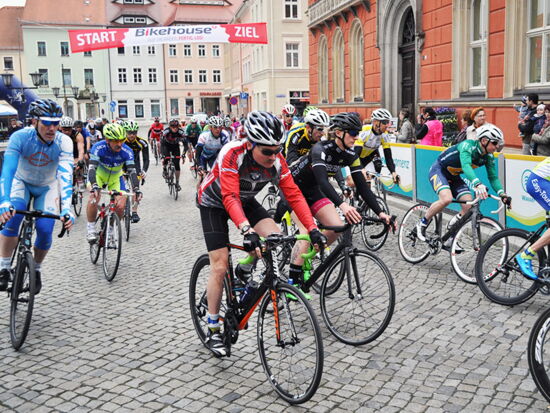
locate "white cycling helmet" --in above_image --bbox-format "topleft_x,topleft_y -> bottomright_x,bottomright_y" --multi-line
245,111 -> 285,146
59,116 -> 74,128
371,108 -> 392,121
95,117 -> 102,125
476,123 -> 504,151
304,109 -> 330,127
282,104 -> 296,116
190,116 -> 197,123
208,116 -> 223,127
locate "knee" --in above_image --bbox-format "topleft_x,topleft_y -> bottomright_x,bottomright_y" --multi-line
439,193 -> 453,206
35,219 -> 54,250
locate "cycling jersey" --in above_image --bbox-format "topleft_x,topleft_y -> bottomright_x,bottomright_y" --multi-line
533,157 -> 550,180
148,122 -> 164,140
283,119 -> 296,132
125,137 -> 150,174
68,129 -> 83,159
284,123 -> 312,166
185,124 -> 202,147
161,127 -> 185,145
88,129 -> 103,146
354,128 -> 396,173
196,129 -> 230,170
197,139 -> 316,231
88,140 -> 139,191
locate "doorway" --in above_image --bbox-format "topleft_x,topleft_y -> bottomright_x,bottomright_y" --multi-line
399,8 -> 416,117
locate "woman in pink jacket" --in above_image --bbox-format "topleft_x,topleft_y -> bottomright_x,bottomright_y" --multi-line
416,107 -> 443,146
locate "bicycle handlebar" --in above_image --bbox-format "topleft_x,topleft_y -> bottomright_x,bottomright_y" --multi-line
0,209 -> 70,238
458,194 -> 507,214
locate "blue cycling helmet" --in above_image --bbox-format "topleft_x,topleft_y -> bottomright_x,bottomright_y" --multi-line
28,99 -> 63,120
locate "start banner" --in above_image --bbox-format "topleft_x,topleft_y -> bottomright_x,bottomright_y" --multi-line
69,23 -> 267,53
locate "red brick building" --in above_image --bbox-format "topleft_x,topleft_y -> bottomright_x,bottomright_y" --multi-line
307,0 -> 540,148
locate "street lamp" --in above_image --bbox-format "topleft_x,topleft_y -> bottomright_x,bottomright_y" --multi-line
1,71 -> 43,104
51,64 -> 79,118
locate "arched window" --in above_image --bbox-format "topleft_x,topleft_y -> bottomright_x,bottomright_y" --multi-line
469,0 -> 487,89
332,29 -> 344,103
318,35 -> 328,103
349,20 -> 364,101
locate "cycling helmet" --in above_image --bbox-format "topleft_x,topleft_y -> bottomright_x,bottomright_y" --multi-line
169,118 -> 180,127
224,117 -> 232,127
123,120 -> 139,132
73,120 -> 83,128
476,123 -> 504,151
28,98 -> 63,120
371,108 -> 392,121
95,117 -> 102,125
304,109 -> 330,127
208,116 -> 223,127
282,104 -> 296,116
245,111 -> 285,146
154,116 -> 160,122
59,116 -> 74,128
302,106 -> 319,117
330,112 -> 362,132
190,116 -> 197,123
87,122 -> 96,129
103,123 -> 126,141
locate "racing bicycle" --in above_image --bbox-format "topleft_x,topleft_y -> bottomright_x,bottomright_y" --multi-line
164,155 -> 180,201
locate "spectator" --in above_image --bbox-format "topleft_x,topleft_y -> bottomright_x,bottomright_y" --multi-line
514,95 -> 529,123
396,108 -> 414,143
466,107 -> 486,140
531,104 -> 550,156
415,107 -> 443,146
518,93 -> 539,155
7,118 -> 22,137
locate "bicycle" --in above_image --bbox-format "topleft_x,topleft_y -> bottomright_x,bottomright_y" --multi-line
2,209 -> 68,350
150,138 -> 160,166
474,211 -> 550,306
89,190 -> 133,282
366,171 -> 393,204
163,154 -> 180,201
189,234 -> 323,404
528,306 -> 550,404
71,161 -> 86,217
187,146 -> 198,179
398,195 -> 505,284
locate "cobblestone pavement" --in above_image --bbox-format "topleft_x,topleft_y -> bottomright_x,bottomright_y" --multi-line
0,162 -> 548,412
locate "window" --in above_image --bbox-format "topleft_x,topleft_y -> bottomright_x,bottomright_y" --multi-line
38,69 -> 48,86
213,70 -> 221,83
184,69 -> 193,83
84,69 -> 94,87
198,45 -> 206,57
185,98 -> 194,115
199,70 -> 207,83
60,42 -> 69,56
148,68 -> 157,83
122,16 -> 147,24
184,44 -> 191,57
212,45 -> 220,57
37,41 -> 46,56
117,46 -> 125,55
285,43 -> 299,68
135,100 -> 144,118
133,68 -> 142,83
169,44 -> 177,57
169,69 -> 179,83
151,99 -> 160,118
3,57 -> 13,71
147,45 -> 155,55
318,36 -> 328,103
527,0 -> 550,84
124,0 -> 144,4
118,68 -> 127,84
133,46 -> 141,55
349,20 -> 364,101
84,50 -> 92,57
284,0 -> 298,19
469,0 -> 487,88
170,98 -> 179,116
332,30 -> 344,102
62,68 -> 72,86
119,100 -> 128,118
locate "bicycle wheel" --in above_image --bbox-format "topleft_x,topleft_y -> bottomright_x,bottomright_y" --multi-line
189,254 -> 232,345
450,217 -> 502,284
360,196 -> 390,251
103,213 -> 122,282
153,143 -> 159,166
320,249 -> 395,345
257,282 -> 323,404
398,203 -> 437,263
10,251 -> 36,350
474,228 -> 541,306
528,306 -> 550,404
72,189 -> 83,217
124,198 -> 131,242
191,159 -> 198,179
89,216 -> 103,264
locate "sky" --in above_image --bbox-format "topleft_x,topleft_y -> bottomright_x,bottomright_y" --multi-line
0,0 -> 26,7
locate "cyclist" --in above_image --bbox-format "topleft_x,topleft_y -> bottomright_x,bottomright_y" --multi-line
185,116 -> 202,166
223,116 -> 235,140
282,103 -> 297,132
60,117 -> 86,192
148,117 -> 163,158
161,118 -> 185,192
87,121 -> 103,146
288,112 -> 393,288
86,123 -> 142,242
416,123 -> 512,244
283,108 -> 330,166
123,120 -> 149,223
196,110 -> 326,357
515,158 -> 550,278
0,99 -> 74,293
195,116 -> 230,175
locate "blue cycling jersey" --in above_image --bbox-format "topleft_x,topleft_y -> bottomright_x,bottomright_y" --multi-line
89,140 -> 135,175
196,129 -> 230,169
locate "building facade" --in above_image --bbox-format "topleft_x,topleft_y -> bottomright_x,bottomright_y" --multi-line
307,0 -> 542,148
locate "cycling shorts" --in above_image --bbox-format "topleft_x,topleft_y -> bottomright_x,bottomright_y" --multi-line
188,136 -> 199,148
526,172 -> 550,211
300,185 -> 332,216
161,142 -> 181,171
91,169 -> 126,192
199,198 -> 271,252
428,162 -> 470,200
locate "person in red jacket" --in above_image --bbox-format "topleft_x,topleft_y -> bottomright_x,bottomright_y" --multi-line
147,117 -> 163,156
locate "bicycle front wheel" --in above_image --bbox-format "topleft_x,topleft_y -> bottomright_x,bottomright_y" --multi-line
528,306 -> 550,404
360,196 -> 390,251
103,213 -> 122,282
320,250 -> 395,345
257,283 -> 323,404
124,198 -> 131,242
474,228 -> 541,306
89,216 -> 103,264
398,203 -> 436,263
10,251 -> 36,350
450,217 -> 503,284
72,190 -> 83,217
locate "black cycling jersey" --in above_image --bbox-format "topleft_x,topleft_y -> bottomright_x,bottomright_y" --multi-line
69,130 -> 81,159
125,137 -> 150,174
162,127 -> 185,144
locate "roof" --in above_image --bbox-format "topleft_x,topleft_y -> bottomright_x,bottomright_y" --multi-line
165,0 -> 243,25
0,7 -> 24,49
21,0 -> 107,27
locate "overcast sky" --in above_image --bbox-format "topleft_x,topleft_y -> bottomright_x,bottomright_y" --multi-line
0,0 -> 26,7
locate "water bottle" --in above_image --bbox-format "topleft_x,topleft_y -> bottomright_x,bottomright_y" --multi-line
446,213 -> 462,230
235,263 -> 253,283
240,280 -> 259,307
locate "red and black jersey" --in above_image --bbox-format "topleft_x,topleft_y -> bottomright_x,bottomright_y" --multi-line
148,122 -> 164,140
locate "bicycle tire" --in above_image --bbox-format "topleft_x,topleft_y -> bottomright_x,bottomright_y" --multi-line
124,198 -> 131,242
528,306 -> 550,404
257,282 -> 323,404
474,228 -> 540,306
103,213 -> 122,282
72,190 -> 83,217
89,216 -> 103,264
360,196 -> 390,251
191,160 -> 198,179
10,251 -> 36,350
398,203 -> 436,264
450,216 -> 503,284
320,249 -> 395,345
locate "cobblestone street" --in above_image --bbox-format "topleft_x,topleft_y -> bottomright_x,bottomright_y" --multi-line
0,163 -> 548,412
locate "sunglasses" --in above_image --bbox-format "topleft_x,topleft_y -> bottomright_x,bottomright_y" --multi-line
379,120 -> 390,125
284,114 -> 293,117
315,127 -> 325,132
258,146 -> 283,156
41,120 -> 60,126
346,129 -> 360,137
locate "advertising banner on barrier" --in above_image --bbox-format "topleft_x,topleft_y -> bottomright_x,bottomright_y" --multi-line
378,144 -> 414,198
504,154 -> 546,231
69,23 -> 268,53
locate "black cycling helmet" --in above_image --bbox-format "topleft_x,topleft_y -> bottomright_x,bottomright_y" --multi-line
28,98 -> 63,120
330,112 -> 362,132
169,118 -> 179,127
